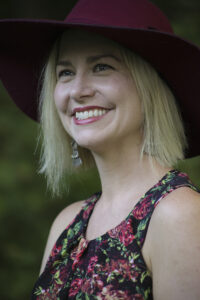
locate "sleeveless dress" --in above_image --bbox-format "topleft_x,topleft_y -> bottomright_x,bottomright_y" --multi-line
31,169 -> 200,299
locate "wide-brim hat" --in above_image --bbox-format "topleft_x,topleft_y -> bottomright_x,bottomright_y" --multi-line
0,0 -> 200,157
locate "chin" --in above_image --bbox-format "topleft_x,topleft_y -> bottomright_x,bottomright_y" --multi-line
76,139 -> 101,151
75,134 -> 108,153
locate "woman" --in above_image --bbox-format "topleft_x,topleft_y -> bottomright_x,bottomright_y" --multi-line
1,0 -> 200,299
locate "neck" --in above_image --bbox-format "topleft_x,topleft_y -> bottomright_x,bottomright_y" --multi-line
91,141 -> 171,206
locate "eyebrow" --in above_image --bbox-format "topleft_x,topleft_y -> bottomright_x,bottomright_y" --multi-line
87,54 -> 121,63
56,54 -> 121,67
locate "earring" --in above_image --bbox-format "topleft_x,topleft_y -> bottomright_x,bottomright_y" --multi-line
71,140 -> 82,167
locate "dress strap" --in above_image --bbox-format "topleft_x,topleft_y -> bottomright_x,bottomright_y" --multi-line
132,170 -> 200,248
43,193 -> 100,273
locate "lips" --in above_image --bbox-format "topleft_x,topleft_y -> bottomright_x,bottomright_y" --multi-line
76,108 -> 108,120
71,105 -> 112,125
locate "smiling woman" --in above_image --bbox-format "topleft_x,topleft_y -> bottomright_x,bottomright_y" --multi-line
1,0 -> 200,299
55,31 -> 143,153
40,29 -> 186,197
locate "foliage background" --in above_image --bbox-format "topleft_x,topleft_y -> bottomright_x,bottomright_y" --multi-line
0,0 -> 200,299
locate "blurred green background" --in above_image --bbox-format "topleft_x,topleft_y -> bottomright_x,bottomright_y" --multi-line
0,0 -> 200,299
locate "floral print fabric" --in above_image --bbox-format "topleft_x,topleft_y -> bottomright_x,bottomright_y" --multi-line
32,169 -> 199,299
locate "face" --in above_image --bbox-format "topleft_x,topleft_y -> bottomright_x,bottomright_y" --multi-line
54,30 -> 143,153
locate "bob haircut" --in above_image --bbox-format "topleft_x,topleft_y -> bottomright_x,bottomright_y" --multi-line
38,31 -> 187,197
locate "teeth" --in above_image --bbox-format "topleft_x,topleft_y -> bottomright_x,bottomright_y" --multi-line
94,109 -> 98,117
88,110 -> 93,117
83,111 -> 88,119
75,109 -> 108,120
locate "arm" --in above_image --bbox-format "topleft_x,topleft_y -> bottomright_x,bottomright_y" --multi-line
148,187 -> 200,300
39,200 -> 84,274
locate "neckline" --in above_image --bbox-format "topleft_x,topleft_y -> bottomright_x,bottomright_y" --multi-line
82,169 -> 179,244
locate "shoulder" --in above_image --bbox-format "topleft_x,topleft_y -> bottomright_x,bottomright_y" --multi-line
39,199 -> 85,274
150,186 -> 200,257
148,187 -> 200,299
50,200 -> 85,238
149,186 -> 200,253
153,186 -> 200,224
146,186 -> 200,245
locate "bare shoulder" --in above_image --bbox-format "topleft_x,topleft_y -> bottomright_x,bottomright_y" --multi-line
145,186 -> 200,247
149,186 -> 200,251
152,186 -> 200,228
148,187 -> 200,299
51,200 -> 85,238
39,199 -> 85,274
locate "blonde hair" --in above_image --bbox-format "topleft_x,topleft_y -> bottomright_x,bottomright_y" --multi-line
38,35 -> 187,196
119,47 -> 187,166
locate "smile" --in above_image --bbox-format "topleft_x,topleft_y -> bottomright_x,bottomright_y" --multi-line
72,106 -> 112,125
75,109 -> 108,120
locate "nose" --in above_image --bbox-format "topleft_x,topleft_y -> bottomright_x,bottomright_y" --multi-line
70,72 -> 96,103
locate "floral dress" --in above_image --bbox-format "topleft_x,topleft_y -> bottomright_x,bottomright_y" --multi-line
31,169 -> 199,299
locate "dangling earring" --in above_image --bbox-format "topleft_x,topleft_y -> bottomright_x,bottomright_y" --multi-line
71,140 -> 82,167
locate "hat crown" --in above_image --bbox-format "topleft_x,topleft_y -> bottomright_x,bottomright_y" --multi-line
65,0 -> 173,33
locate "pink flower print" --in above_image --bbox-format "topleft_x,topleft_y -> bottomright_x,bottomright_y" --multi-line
132,195 -> 153,220
95,277 -> 104,290
83,201 -> 95,219
81,274 -> 104,295
50,244 -> 62,259
178,172 -> 187,178
88,255 -> 98,273
71,238 -> 88,270
58,265 -> 69,283
133,294 -> 145,300
100,259 -> 139,284
35,284 -> 62,299
44,244 -> 63,271
69,278 -> 84,297
81,278 -> 94,294
97,284 -> 133,300
109,219 -> 135,247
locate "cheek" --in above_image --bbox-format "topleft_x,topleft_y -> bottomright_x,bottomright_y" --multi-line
54,84 -> 69,112
54,86 -> 72,135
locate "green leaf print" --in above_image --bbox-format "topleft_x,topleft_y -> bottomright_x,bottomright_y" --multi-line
53,259 -> 61,268
34,286 -> 44,295
76,292 -> 83,300
54,270 -> 60,279
96,236 -> 102,243
107,272 -> 116,283
133,252 -> 140,261
101,248 -> 108,256
136,218 -> 149,241
61,241 -> 69,257
141,270 -> 150,283
74,221 -> 82,235
144,287 -> 151,298
151,185 -> 163,192
85,293 -> 91,300
108,240 -> 116,248
67,228 -> 74,239
56,278 -> 64,285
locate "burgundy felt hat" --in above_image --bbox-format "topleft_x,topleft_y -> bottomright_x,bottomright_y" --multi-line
0,0 -> 200,157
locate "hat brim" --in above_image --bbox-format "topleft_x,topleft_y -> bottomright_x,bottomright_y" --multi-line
0,19 -> 200,157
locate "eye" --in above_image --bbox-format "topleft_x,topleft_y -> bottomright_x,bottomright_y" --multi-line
57,69 -> 74,80
94,64 -> 113,72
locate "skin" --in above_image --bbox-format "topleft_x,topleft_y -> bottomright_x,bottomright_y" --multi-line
41,30 -> 200,299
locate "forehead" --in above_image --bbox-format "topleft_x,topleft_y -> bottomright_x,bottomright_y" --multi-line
58,29 -> 121,58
